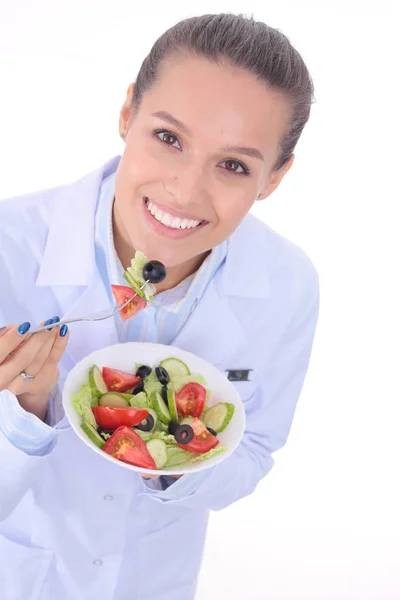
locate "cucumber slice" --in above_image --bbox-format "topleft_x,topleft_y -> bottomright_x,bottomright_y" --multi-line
167,390 -> 179,422
151,391 -> 171,424
81,422 -> 105,449
98,393 -> 129,408
146,439 -> 167,469
169,374 -> 207,392
159,358 -> 190,379
88,365 -> 108,403
203,402 -> 235,433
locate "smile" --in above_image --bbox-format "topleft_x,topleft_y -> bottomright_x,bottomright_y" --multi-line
142,197 -> 208,241
144,197 -> 205,230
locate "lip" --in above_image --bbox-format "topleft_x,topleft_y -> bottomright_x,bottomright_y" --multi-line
142,197 -> 208,240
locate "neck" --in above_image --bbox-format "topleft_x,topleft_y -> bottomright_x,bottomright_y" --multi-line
112,201 -> 210,293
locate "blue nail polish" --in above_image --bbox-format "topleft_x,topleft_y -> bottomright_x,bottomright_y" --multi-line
18,322 -> 31,335
60,324 -> 68,337
44,318 -> 54,331
52,316 -> 60,323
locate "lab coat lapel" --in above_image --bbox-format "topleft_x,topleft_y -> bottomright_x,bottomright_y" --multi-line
61,275 -> 119,366
35,155 -> 122,365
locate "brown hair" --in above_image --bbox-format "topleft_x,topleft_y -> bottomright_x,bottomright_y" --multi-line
132,13 -> 315,172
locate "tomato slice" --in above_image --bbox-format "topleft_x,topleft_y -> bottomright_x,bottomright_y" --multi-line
92,406 -> 148,430
102,367 -> 142,393
178,417 -> 219,454
175,383 -> 206,418
111,285 -> 147,322
103,426 -> 157,470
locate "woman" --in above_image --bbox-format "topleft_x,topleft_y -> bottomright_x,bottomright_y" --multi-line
0,13 -> 319,600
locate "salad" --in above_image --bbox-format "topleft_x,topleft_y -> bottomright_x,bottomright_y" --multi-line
110,250 -> 167,321
71,356 -> 235,471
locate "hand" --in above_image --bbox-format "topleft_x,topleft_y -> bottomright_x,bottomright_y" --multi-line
0,320 -> 69,421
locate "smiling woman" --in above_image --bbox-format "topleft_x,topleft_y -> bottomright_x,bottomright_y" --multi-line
0,12 -> 319,600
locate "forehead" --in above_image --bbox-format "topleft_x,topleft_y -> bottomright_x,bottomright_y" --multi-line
141,55 -> 291,159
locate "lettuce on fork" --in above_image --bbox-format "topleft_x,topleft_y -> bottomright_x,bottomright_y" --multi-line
123,251 -> 156,301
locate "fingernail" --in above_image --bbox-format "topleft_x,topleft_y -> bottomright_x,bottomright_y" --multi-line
18,322 -> 31,335
44,318 -> 54,331
60,324 -> 68,337
52,316 -> 60,323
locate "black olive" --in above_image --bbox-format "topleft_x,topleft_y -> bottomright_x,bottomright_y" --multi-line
207,427 -> 217,437
97,426 -> 115,438
132,380 -> 145,395
135,414 -> 155,432
142,260 -> 167,284
136,365 -> 152,378
174,424 -> 194,445
161,385 -> 169,405
155,366 -> 169,385
168,421 -> 180,436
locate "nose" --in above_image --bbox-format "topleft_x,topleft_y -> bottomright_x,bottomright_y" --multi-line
163,163 -> 209,207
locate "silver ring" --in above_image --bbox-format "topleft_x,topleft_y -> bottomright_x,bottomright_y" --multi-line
19,370 -> 36,381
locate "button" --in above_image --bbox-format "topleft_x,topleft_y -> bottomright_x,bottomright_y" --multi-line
104,495 -> 113,501
93,559 -> 103,566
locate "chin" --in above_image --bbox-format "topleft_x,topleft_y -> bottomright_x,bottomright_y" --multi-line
128,231 -> 180,268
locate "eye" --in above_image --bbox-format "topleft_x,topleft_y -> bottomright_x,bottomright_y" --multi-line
220,160 -> 250,177
153,129 -> 181,150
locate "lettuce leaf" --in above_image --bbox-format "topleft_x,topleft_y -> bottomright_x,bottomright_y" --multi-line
128,392 -> 152,409
164,445 -> 228,469
135,430 -> 176,445
71,384 -> 97,429
123,251 -> 156,301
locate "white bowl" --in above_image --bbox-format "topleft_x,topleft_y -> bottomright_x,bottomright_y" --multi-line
62,341 -> 246,475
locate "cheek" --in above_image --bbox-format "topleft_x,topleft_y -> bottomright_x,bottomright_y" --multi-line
215,192 -> 254,227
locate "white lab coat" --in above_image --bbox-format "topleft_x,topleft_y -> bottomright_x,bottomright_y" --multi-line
0,156 -> 319,600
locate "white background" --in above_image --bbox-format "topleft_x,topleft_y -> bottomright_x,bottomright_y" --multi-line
1,1 -> 399,598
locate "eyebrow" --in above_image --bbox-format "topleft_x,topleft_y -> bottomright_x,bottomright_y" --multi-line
151,110 -> 265,162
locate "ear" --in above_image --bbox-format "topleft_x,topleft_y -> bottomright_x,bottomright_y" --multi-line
257,153 -> 295,201
119,83 -> 135,138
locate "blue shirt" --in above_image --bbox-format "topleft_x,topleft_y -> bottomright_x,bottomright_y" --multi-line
0,171 -> 227,493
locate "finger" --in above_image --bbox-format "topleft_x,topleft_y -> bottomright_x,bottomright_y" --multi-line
140,474 -> 160,480
0,323 -> 55,386
46,324 -> 70,368
24,327 -> 58,376
0,323 -> 32,364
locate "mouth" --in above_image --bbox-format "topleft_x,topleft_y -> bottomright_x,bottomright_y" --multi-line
142,197 -> 208,239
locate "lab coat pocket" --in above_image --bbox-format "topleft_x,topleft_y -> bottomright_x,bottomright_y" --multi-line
227,369 -> 260,404
0,534 -> 53,600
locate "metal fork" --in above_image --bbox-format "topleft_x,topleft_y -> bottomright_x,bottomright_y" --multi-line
29,282 -> 149,335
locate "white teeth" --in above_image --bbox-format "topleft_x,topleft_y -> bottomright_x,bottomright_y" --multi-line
170,217 -> 181,229
160,212 -> 173,227
148,201 -> 157,216
146,198 -> 202,229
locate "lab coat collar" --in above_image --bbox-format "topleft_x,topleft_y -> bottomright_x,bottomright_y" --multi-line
36,154 -> 271,298
36,155 -> 121,288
